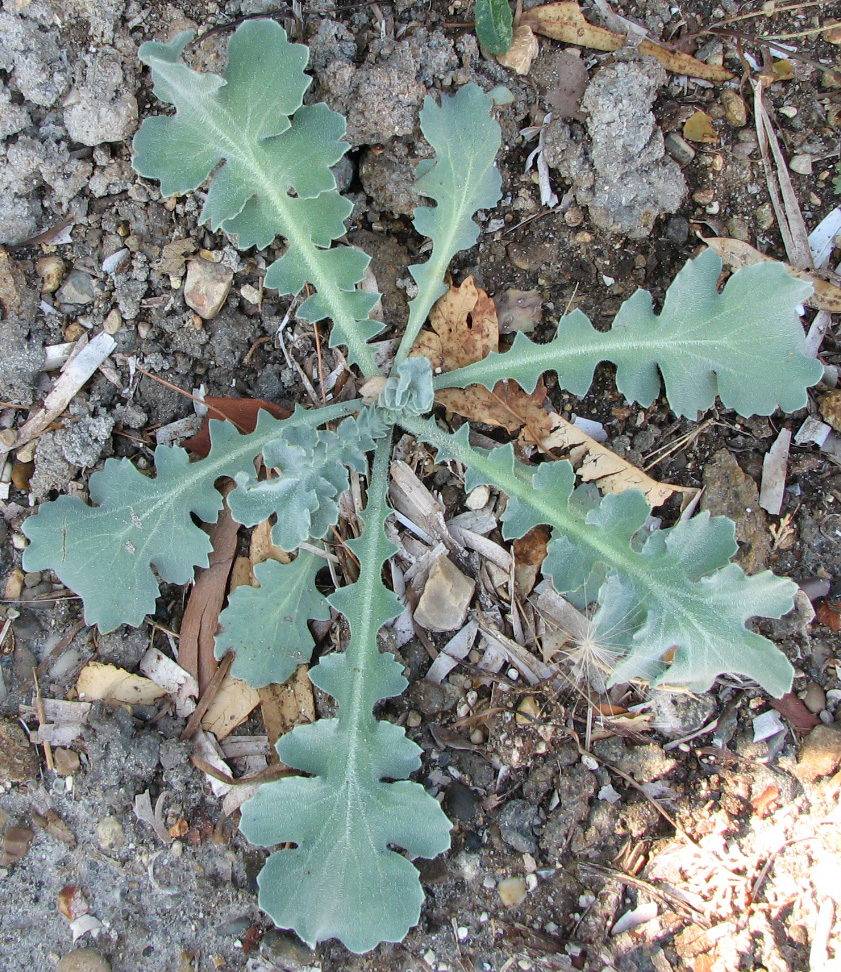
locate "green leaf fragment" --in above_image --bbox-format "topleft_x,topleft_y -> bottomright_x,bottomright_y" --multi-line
133,20 -> 380,375
436,250 -> 822,418
396,84 -> 503,365
216,554 -> 331,687
403,418 -> 796,697
474,0 -> 514,55
240,438 -> 450,953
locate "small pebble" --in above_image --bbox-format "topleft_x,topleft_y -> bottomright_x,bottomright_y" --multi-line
4,568 -> 24,600
795,725 -> 841,783
56,949 -> 111,972
96,815 -> 125,852
444,782 -> 481,823
720,88 -> 747,126
664,132 -> 695,166
35,256 -> 66,293
498,876 -> 527,909
789,155 -> 813,176
803,682 -> 827,715
52,748 -> 81,777
56,270 -> 97,306
406,710 -> 423,728
102,309 -> 122,335
665,216 -> 689,246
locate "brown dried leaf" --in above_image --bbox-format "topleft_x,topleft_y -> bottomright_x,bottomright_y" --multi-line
437,379 -> 549,433
76,661 -> 167,705
819,390 -> 841,432
411,276 -> 498,372
512,525 -> 552,597
769,691 -> 822,731
683,110 -> 718,144
200,674 -> 260,741
259,667 -> 316,757
816,600 -> 841,633
155,237 -> 196,276
521,2 -> 733,81
497,24 -> 540,75
704,237 -> 839,311
532,412 -> 695,507
178,493 -> 240,693
249,518 -> 292,570
184,397 -> 291,458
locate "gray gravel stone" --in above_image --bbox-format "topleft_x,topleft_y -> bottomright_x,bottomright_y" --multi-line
546,53 -> 686,238
0,318 -> 44,404
0,11 -> 71,107
56,269 -> 97,305
0,86 -> 31,139
498,799 -> 540,854
63,52 -> 138,146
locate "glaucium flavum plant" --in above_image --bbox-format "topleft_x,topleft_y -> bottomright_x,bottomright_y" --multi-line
22,19 -> 822,953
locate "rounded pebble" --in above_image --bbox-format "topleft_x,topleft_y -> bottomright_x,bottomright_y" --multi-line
96,815 -> 125,852
803,682 -> 827,715
56,949 -> 111,972
498,876 -> 528,908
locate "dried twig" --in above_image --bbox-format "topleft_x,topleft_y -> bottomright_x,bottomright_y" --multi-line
180,650 -> 235,741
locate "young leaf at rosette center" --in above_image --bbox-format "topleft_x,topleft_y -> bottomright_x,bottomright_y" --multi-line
215,553 -> 331,688
475,0 -> 514,54
227,413 -> 378,549
434,249 -> 822,419
133,20 -> 380,375
239,438 -> 451,952
396,84 -> 503,365
404,418 -> 796,697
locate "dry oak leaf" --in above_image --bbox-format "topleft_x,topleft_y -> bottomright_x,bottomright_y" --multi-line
530,412 -> 698,508
417,279 -> 689,507
411,275 -> 498,372
520,2 -> 733,82
704,237 -> 841,313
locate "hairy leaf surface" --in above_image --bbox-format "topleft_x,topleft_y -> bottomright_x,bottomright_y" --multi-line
434,250 -> 821,418
474,0 -> 514,54
240,438 -> 451,952
397,84 -> 503,364
404,418 -> 796,696
215,554 -> 331,687
22,403 -> 356,631
228,413 -> 380,548
133,21 -> 380,374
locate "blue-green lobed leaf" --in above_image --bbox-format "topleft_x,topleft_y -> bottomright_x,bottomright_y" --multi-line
240,438 -> 451,952
215,554 -> 331,687
434,250 -> 822,419
133,20 -> 381,375
22,403 -> 358,632
403,418 -> 796,697
396,84 -> 503,365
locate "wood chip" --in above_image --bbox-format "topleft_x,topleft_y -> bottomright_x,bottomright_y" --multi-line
0,331 -> 116,463
759,428 -> 791,516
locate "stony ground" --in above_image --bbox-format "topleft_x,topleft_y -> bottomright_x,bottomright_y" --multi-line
1,1 -> 841,971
